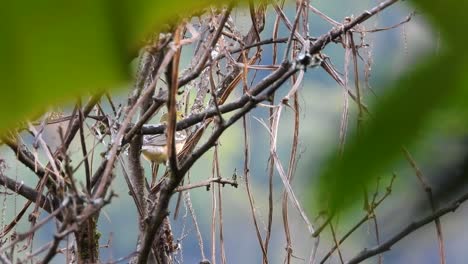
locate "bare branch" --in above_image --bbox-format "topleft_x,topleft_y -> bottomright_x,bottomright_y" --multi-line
347,189 -> 468,264
174,177 -> 238,192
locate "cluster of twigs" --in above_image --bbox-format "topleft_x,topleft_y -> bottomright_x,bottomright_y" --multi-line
0,0 -> 462,263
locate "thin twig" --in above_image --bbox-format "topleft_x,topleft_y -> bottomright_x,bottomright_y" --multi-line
242,115 -> 268,262
178,4 -> 233,87
309,0 -> 400,55
185,189 -> 208,262
329,222 -> 344,264
215,147 -> 227,264
174,177 -> 237,192
78,105 -> 91,193
210,156 -> 217,264
402,148 -> 446,264
320,174 -> 396,263
347,187 -> 468,264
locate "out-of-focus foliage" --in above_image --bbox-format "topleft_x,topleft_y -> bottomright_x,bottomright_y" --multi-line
0,0 -> 225,134
315,0 -> 468,212
2,0 -> 466,217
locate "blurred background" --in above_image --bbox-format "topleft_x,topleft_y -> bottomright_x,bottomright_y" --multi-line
2,1 -> 466,263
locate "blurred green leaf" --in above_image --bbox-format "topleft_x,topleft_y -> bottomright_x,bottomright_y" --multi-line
315,0 -> 468,212
0,0 -> 227,134
115,0 -> 223,46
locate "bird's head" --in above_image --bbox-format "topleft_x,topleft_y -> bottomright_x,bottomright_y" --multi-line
159,111 -> 184,124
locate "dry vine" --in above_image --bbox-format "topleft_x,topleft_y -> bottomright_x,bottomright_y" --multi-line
0,1 -> 452,264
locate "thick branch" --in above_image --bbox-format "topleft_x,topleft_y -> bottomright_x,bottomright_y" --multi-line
2,137 -> 46,178
141,61 -> 292,135
137,61 -> 296,264
0,174 -> 56,214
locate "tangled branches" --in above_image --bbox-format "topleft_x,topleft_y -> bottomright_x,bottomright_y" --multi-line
0,1 -> 434,263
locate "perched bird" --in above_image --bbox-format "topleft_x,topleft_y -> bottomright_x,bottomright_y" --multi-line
141,112 -> 187,186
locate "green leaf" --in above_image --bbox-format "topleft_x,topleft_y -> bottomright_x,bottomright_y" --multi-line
0,1 -> 127,132
315,0 -> 468,212
0,0 -> 228,135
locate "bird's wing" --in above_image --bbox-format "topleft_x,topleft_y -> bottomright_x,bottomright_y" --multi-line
143,134 -> 167,146
143,130 -> 187,146
175,130 -> 188,142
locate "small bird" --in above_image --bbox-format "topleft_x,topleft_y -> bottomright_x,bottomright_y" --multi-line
141,112 -> 187,186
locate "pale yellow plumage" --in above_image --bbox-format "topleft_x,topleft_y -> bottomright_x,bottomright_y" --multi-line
141,112 -> 187,187
141,130 -> 187,164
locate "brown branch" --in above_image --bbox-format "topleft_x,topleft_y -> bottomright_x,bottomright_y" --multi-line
210,149 -> 217,264
78,106 -> 91,193
320,59 -> 369,114
63,94 -> 102,149
184,186 -> 209,262
266,102 -> 275,264
126,42 -> 165,240
40,219 -> 75,264
138,63 -> 296,264
119,158 -> 145,218
1,197 -> 70,257
211,37 -> 293,63
403,148 -> 446,264
140,0 -> 397,137
0,175 -> 60,239
242,115 -> 268,262
347,188 -> 468,264
358,12 -> 415,33
329,222 -> 344,264
282,2 -> 304,61
320,174 -> 396,263
0,175 -> 57,215
248,0 -> 261,42
178,4 -> 233,87
2,136 -> 46,179
348,31 -> 364,128
282,92 -> 300,264
122,93 -> 166,145
0,201 -> 32,239
174,177 -> 237,192
91,41 -> 178,200
141,61 -> 292,136
214,146 -> 227,264
166,26 -> 183,178
309,0 -> 400,55
179,64 -> 296,175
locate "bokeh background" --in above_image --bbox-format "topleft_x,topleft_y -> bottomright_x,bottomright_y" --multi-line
2,1 -> 466,263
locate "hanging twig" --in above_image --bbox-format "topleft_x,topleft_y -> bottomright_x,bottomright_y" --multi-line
242,115 -> 269,262
403,148 -> 446,264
